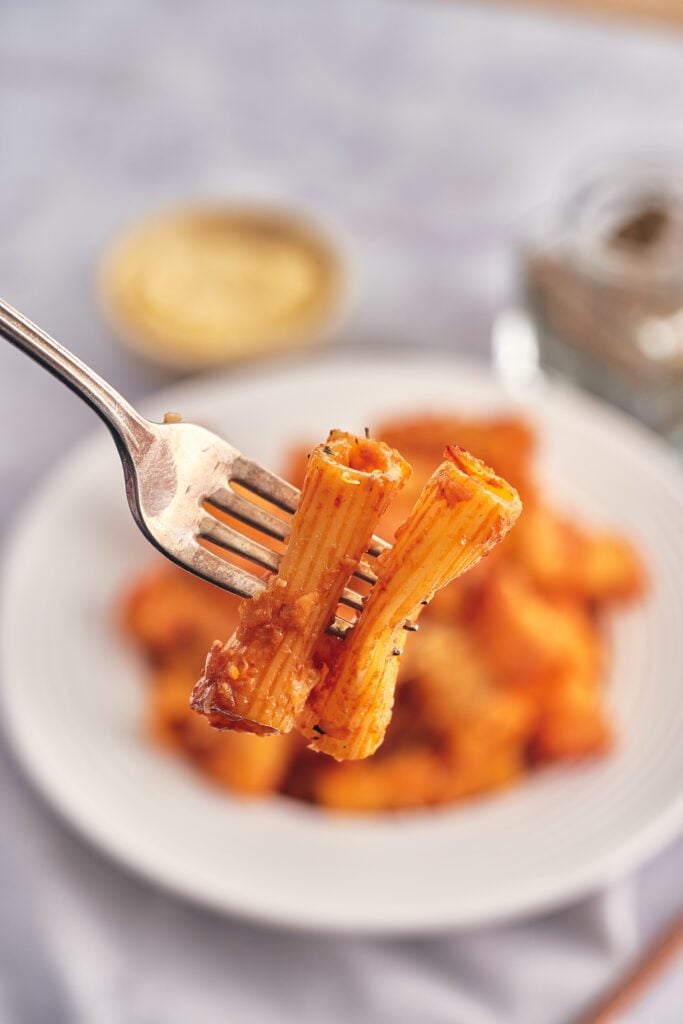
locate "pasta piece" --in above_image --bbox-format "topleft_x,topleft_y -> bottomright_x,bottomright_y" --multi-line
122,564 -> 239,666
147,664 -> 298,794
574,533 -> 644,602
300,446 -> 522,760
377,414 -> 536,498
533,672 -> 612,761
202,732 -> 299,796
148,664 -> 219,753
191,431 -> 410,735
314,749 -> 446,812
397,621 -> 534,800
438,678 -> 534,801
442,737 -> 527,801
409,623 -> 531,733
514,505 -> 645,602
476,569 -> 602,693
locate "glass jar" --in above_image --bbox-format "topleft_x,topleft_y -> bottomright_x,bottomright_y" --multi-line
525,162 -> 683,446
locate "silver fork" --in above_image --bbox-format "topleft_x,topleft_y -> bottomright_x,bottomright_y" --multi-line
0,299 -> 415,638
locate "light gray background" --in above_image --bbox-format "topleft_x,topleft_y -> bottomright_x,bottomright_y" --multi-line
1,1 -> 683,1021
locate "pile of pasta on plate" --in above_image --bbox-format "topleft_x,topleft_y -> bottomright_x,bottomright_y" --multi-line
121,414 -> 644,813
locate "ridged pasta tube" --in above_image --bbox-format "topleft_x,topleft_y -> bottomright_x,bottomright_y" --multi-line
300,446 -> 522,760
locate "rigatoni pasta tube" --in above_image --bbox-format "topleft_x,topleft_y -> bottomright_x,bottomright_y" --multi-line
300,445 -> 522,760
191,430 -> 410,735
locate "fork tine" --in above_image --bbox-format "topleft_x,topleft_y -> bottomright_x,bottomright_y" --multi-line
212,484 -> 379,586
329,618 -> 352,639
230,455 -> 299,513
198,514 -> 281,573
368,535 -> 391,558
208,486 -> 291,542
355,558 -> 378,584
339,586 -> 364,613
221,450 -> 389,564
190,539 -> 355,637
183,544 -> 265,599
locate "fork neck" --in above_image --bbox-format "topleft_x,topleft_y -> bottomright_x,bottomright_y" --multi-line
0,298 -> 154,458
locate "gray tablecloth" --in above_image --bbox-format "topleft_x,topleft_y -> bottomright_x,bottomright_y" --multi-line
2,2 -> 683,1021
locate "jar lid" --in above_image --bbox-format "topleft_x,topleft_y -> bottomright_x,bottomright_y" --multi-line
559,161 -> 683,292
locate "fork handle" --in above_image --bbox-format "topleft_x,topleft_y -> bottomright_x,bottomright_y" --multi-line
0,298 -> 154,457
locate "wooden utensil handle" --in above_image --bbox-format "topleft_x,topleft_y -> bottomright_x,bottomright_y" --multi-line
575,913 -> 683,1024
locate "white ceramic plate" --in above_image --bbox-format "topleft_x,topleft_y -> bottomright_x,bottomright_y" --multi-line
2,354 -> 682,934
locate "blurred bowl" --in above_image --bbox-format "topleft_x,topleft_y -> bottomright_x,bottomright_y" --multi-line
98,203 -> 349,371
